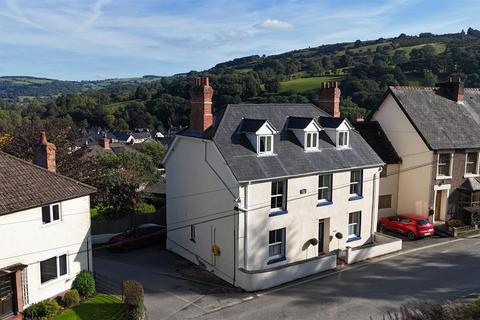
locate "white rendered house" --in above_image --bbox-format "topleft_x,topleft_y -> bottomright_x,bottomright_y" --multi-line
164,78 -> 385,291
0,133 -> 96,319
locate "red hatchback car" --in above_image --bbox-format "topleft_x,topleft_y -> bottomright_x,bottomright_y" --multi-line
379,214 -> 434,240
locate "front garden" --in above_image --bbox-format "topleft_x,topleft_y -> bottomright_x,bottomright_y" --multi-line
23,271 -> 145,320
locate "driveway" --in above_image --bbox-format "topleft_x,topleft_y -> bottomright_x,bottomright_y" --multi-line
93,246 -> 251,319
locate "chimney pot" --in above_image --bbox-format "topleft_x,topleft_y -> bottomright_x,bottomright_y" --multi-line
190,76 -> 214,132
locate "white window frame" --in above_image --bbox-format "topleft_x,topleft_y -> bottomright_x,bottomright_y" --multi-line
436,152 -> 453,179
41,203 -> 61,225
347,211 -> 361,240
318,174 -> 333,203
349,170 -> 363,197
305,132 -> 319,151
465,152 -> 480,177
257,134 -> 273,155
268,228 -> 286,261
337,131 -> 349,148
270,180 -> 287,212
39,253 -> 69,285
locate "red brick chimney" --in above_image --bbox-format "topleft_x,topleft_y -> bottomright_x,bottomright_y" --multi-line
99,134 -> 110,150
436,77 -> 464,103
318,81 -> 341,118
34,131 -> 56,173
190,76 -> 213,132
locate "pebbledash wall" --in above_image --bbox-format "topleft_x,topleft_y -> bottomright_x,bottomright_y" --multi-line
166,136 -> 381,291
0,196 -> 93,305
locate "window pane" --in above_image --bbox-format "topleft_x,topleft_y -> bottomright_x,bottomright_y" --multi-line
266,136 -> 272,152
259,137 -> 265,152
348,212 -> 361,237
307,133 -> 311,148
59,254 -> 67,276
467,153 -> 478,174
42,206 -> 51,224
312,133 -> 317,147
52,205 -> 60,221
269,230 -> 275,243
339,132 -> 345,145
40,257 -> 57,283
438,154 -> 451,176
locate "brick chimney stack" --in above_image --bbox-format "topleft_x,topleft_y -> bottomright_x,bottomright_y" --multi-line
190,76 -> 214,132
318,81 -> 341,118
99,134 -> 110,150
436,77 -> 464,103
34,131 -> 56,173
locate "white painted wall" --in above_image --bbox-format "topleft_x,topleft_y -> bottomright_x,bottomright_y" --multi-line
241,167 -> 381,272
165,137 -> 239,284
0,196 -> 92,305
378,164 -> 400,219
373,94 -> 434,216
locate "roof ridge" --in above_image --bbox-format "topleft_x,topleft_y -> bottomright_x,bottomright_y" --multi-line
0,151 -> 96,192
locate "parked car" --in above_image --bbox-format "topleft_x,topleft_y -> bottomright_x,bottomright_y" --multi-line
379,214 -> 434,240
107,223 -> 165,252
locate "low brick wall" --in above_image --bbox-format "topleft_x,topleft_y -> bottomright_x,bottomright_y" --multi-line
346,232 -> 402,264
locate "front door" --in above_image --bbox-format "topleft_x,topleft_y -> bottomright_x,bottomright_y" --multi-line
318,220 -> 325,255
435,190 -> 443,221
0,274 -> 14,318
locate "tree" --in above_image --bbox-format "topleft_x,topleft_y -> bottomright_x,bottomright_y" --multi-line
92,152 -> 157,213
136,141 -> 166,165
265,77 -> 281,93
422,69 -> 438,86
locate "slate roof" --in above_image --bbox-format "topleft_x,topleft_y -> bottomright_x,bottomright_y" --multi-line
388,86 -> 480,150
353,121 -> 401,164
239,119 -> 269,133
132,132 -> 152,139
0,151 -> 96,216
318,117 -> 345,128
178,103 -> 384,182
461,177 -> 480,191
286,116 -> 316,130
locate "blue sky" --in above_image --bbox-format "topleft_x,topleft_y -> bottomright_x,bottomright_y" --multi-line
0,0 -> 479,80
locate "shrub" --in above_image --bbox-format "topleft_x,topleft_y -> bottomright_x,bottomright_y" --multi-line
134,202 -> 156,215
123,280 -> 144,307
72,271 -> 96,298
63,289 -> 81,308
447,219 -> 463,228
128,305 -> 146,320
24,299 -> 60,319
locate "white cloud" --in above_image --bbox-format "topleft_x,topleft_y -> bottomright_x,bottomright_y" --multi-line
254,18 -> 292,30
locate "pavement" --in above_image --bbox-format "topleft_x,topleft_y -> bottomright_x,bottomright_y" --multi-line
93,234 -> 480,320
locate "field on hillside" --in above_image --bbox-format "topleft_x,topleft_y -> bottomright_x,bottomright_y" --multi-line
280,76 -> 345,92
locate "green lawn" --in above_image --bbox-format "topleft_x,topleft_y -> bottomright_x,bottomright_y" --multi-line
280,76 -> 344,92
53,295 -> 128,320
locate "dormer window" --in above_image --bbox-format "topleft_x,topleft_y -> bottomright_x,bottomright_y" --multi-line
338,131 -> 349,148
287,117 -> 322,152
258,135 -> 273,154
319,117 -> 353,149
239,118 -> 278,156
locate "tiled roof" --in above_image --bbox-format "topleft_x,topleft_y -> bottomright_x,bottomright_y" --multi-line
354,121 -> 401,164
178,103 -> 383,182
0,151 -> 96,216
388,86 -> 480,150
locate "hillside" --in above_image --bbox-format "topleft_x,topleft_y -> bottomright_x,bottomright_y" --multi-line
0,75 -> 164,101
2,28 -> 480,134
